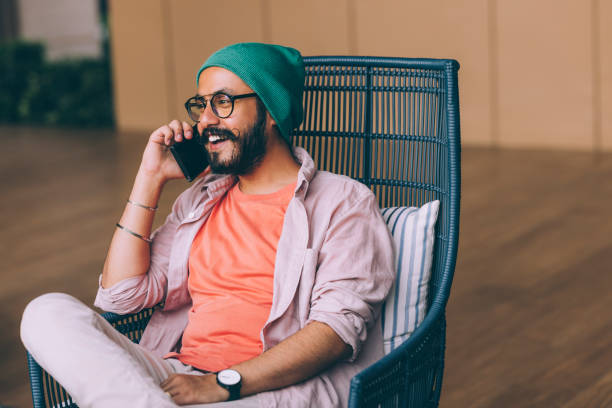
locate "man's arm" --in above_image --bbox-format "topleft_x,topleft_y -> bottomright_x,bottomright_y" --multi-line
101,120 -> 194,288
101,171 -> 163,288
161,321 -> 351,404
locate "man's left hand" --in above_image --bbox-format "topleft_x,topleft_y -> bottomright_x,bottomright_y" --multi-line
161,373 -> 229,405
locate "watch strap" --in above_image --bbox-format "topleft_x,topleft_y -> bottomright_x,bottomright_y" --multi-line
216,371 -> 241,401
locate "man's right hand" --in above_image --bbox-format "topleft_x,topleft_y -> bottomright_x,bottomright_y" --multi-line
139,120 -> 198,184
101,120 -> 200,288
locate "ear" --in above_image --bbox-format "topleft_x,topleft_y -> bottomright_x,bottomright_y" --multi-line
264,114 -> 284,145
264,111 -> 280,137
265,111 -> 277,126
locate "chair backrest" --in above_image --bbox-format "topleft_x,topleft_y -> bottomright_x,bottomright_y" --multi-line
290,56 -> 461,315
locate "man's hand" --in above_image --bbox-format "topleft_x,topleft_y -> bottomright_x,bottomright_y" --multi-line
139,120 -> 197,184
161,373 -> 229,405
101,120 -> 206,288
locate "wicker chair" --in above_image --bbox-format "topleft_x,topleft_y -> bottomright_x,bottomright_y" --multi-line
27,56 -> 461,408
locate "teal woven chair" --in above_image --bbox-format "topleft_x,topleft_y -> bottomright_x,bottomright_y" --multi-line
27,56 -> 461,408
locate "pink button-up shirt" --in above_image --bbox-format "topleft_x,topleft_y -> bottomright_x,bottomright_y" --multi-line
95,147 -> 394,407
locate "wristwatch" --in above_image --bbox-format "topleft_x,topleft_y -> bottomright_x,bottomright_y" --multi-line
216,369 -> 242,401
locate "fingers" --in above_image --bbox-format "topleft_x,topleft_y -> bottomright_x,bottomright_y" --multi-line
160,373 -> 222,405
182,121 -> 194,139
160,374 -> 178,402
167,120 -> 184,143
150,120 -> 194,146
160,373 -> 174,390
160,374 -> 194,405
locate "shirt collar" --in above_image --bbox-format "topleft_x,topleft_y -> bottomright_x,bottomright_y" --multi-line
293,147 -> 316,197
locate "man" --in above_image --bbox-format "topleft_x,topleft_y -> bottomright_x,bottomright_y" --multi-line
21,43 -> 394,407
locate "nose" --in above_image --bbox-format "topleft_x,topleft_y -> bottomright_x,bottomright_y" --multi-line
197,102 -> 220,133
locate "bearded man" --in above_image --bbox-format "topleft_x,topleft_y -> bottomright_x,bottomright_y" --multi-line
21,43 -> 394,407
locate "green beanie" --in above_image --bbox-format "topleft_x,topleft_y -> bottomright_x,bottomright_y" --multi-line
196,43 -> 305,143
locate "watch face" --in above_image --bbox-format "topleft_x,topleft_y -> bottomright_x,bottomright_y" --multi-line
218,369 -> 241,386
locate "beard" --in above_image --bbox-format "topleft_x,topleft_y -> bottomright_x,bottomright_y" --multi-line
200,107 -> 267,176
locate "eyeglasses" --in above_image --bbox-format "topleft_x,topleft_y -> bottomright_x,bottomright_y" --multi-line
184,92 -> 258,121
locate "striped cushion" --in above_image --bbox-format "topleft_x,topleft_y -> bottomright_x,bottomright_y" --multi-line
381,200 -> 440,354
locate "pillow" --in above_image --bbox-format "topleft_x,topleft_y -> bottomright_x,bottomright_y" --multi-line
381,200 -> 440,354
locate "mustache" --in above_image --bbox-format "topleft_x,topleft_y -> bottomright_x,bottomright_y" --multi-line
200,127 -> 237,143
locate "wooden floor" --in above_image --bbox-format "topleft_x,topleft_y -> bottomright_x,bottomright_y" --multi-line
1,126 -> 611,407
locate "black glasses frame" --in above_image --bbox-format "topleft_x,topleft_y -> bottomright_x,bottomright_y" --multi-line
184,92 -> 258,121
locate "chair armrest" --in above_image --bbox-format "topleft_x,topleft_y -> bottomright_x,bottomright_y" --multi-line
348,312 -> 446,408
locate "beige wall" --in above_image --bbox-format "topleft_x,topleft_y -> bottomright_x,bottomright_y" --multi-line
109,0 -> 610,152
601,0 -> 612,151
497,0 -> 594,151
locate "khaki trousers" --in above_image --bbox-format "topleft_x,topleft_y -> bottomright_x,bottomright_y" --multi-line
20,293 -> 259,408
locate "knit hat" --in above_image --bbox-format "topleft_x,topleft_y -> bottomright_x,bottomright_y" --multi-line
196,43 -> 305,143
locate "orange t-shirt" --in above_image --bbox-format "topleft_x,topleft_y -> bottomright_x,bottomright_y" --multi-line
172,181 -> 296,372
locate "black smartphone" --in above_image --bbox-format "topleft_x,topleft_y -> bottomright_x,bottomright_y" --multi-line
169,125 -> 209,182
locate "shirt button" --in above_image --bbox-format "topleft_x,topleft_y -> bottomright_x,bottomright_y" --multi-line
188,211 -> 195,219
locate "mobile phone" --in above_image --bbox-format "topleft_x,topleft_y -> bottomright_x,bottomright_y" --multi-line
169,125 -> 209,182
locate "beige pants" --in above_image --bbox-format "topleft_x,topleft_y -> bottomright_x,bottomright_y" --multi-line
20,293 -> 260,408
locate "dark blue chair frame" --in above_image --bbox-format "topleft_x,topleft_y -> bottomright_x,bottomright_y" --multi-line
27,56 -> 461,408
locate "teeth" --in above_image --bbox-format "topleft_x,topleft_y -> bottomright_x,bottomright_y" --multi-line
208,135 -> 221,142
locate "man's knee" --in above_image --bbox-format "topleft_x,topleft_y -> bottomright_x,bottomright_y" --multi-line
20,293 -> 86,350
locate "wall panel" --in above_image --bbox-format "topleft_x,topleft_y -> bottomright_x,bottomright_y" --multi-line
600,0 -> 612,151
354,0 -> 492,146
110,0 -> 170,131
497,0 -> 593,150
265,0 -> 352,55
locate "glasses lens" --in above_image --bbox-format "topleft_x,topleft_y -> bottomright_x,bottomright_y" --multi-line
211,93 -> 233,118
186,98 -> 205,122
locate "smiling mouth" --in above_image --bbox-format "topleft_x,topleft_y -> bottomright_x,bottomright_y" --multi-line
207,135 -> 231,145
204,128 -> 237,145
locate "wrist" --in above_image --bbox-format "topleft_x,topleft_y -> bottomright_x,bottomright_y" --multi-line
130,169 -> 165,206
130,167 -> 168,193
136,166 -> 167,189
